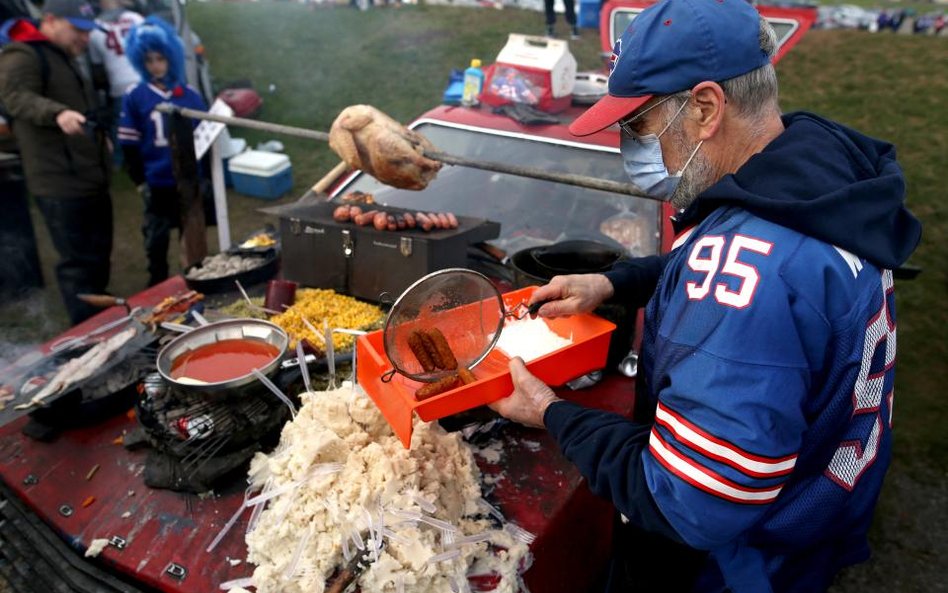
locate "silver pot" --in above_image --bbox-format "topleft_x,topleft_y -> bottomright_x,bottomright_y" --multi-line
156,319 -> 289,393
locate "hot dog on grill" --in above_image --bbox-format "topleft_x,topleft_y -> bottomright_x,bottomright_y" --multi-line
373,212 -> 388,231
416,212 -> 433,232
333,205 -> 352,222
354,209 -> 378,226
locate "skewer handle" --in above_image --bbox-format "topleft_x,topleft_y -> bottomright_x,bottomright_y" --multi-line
77,294 -> 127,309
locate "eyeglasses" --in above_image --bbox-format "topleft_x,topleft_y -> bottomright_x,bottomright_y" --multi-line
618,93 -> 687,136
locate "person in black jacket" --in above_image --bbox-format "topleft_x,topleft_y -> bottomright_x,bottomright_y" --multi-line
0,0 -> 112,325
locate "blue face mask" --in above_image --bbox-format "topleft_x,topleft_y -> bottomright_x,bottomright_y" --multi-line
619,99 -> 703,200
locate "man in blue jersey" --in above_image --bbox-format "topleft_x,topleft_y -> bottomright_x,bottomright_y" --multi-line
119,16 -> 206,286
489,1 -> 921,592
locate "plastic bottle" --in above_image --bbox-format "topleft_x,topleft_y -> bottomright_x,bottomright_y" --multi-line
461,59 -> 484,107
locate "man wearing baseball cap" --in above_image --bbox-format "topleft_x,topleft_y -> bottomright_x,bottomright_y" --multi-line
0,0 -> 113,324
489,0 -> 921,591
46,0 -> 99,31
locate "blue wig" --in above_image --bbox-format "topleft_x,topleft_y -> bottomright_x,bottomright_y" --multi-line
125,16 -> 187,88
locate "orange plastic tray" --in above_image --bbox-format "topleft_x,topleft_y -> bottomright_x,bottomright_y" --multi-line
356,286 -> 616,448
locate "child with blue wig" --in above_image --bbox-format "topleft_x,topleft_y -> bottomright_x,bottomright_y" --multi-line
118,15 -> 207,286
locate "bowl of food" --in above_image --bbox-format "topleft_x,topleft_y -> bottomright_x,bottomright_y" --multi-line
183,251 -> 280,294
156,319 -> 289,393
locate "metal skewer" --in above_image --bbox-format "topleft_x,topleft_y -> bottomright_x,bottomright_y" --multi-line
154,104 -> 655,200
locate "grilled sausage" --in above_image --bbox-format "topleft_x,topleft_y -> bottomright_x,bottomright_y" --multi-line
436,213 -> 451,230
427,213 -> 442,229
403,212 -> 416,229
458,367 -> 477,385
386,214 -> 398,231
350,206 -> 363,219
426,328 -> 457,370
373,212 -> 388,231
414,374 -> 460,401
396,215 -> 407,230
446,212 -> 459,229
354,209 -> 378,226
333,205 -> 352,222
408,330 -> 436,372
415,212 -> 434,232
418,330 -> 445,369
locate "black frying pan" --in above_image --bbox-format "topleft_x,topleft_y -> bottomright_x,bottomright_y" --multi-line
529,240 -> 622,276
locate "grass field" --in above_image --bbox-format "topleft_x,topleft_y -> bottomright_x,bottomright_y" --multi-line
1,3 -> 945,590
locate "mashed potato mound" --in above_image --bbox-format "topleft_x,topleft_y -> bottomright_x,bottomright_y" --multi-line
244,384 -> 530,593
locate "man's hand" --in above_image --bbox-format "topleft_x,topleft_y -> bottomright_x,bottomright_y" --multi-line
529,273 -> 614,318
488,357 -> 561,429
56,110 -> 86,135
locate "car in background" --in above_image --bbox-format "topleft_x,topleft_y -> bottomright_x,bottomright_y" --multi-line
816,4 -> 880,30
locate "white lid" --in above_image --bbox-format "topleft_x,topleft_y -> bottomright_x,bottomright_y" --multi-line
228,150 -> 291,175
496,34 -> 573,71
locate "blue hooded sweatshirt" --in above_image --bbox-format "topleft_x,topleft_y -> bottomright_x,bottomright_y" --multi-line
546,112 -> 921,593
117,16 -> 206,188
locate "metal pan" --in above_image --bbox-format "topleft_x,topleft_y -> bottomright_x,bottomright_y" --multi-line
156,319 -> 288,394
182,251 -> 280,295
529,240 -> 622,276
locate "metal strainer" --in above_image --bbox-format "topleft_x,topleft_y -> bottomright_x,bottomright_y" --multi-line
382,268 -> 539,383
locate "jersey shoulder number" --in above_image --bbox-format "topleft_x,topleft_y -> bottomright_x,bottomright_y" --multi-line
684,234 -> 774,309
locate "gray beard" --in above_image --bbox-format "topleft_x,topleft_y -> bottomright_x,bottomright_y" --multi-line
669,151 -> 715,211
665,117 -> 717,211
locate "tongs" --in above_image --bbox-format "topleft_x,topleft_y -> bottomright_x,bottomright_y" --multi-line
508,298 -> 552,320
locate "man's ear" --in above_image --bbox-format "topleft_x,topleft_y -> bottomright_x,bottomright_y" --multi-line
690,81 -> 726,141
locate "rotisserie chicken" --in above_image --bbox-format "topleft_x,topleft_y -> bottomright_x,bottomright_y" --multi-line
328,105 -> 442,190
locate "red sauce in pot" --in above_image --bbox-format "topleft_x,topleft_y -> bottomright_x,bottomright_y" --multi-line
170,339 -> 280,383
